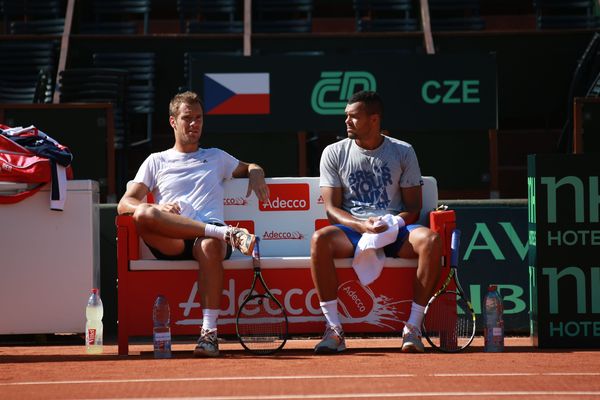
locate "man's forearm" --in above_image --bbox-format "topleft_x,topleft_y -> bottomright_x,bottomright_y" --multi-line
398,210 -> 420,225
326,207 -> 365,233
117,197 -> 142,215
247,163 -> 264,176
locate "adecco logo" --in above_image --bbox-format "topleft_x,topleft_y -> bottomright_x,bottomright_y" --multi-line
223,197 -> 248,206
262,230 -> 305,240
337,280 -> 375,321
177,279 -> 405,328
260,183 -> 310,211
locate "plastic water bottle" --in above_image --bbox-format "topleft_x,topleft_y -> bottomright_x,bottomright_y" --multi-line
153,295 -> 172,359
85,288 -> 103,354
484,284 -> 504,352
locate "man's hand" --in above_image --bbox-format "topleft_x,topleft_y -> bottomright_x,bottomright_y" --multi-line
155,202 -> 181,214
363,216 -> 389,234
246,167 -> 270,202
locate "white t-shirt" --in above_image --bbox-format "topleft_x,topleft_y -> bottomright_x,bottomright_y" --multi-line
319,136 -> 422,219
133,147 -> 239,224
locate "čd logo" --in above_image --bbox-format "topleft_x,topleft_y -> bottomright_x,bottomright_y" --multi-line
311,71 -> 377,115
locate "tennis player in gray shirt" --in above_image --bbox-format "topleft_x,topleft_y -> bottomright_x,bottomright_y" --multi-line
311,90 -> 443,354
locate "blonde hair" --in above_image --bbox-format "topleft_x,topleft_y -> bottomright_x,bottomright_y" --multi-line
169,91 -> 203,117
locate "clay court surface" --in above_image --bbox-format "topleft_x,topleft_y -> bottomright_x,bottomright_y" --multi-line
1,336 -> 599,399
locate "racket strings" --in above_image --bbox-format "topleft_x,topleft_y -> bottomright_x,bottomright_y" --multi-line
423,291 -> 476,352
237,295 -> 287,353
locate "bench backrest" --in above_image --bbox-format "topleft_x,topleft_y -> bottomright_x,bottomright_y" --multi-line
221,176 -> 437,257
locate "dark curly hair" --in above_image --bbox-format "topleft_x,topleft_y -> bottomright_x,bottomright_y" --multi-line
347,90 -> 383,118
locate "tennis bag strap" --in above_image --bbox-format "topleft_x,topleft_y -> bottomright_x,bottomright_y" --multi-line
0,134 -> 53,204
0,184 -> 45,204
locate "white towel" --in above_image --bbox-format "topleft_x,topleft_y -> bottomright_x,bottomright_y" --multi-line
352,214 -> 405,286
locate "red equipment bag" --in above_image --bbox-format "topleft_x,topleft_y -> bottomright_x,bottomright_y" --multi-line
0,124 -> 73,205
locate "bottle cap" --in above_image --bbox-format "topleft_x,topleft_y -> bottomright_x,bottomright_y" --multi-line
92,288 -> 99,294
488,284 -> 497,291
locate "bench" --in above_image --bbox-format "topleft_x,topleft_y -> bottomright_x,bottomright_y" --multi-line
115,176 -> 456,355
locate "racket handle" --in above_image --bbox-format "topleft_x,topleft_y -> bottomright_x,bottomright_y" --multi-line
252,237 -> 261,259
450,229 -> 461,267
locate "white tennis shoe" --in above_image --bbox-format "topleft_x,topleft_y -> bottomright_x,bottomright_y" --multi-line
402,323 -> 425,353
194,328 -> 219,357
314,325 -> 346,354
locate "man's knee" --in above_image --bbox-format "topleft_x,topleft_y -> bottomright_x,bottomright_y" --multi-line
311,228 -> 334,253
132,203 -> 158,228
193,237 -> 225,262
416,229 -> 442,255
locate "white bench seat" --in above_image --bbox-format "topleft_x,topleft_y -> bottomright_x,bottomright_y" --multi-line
130,256 -> 419,271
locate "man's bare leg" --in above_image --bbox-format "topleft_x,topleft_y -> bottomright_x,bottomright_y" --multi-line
310,226 -> 355,302
399,227 -> 442,306
194,237 -> 227,310
310,226 -> 355,354
193,237 -> 227,358
398,227 -> 442,353
132,203 -> 209,239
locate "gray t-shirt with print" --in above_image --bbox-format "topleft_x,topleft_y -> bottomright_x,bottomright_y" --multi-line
319,136 -> 422,219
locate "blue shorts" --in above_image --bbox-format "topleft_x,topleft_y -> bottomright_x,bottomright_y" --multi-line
335,223 -> 421,258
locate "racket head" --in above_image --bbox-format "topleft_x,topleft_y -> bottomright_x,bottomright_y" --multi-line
236,293 -> 288,355
422,290 -> 476,352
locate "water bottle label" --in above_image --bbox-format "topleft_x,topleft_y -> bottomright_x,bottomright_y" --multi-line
87,328 -> 97,345
492,327 -> 503,336
154,330 -> 171,353
154,331 -> 171,341
155,341 -> 169,351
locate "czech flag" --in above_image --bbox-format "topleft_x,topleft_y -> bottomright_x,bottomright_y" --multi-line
204,73 -> 270,115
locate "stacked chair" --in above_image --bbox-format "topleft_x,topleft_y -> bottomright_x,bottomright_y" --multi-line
57,67 -> 129,196
0,41 -> 58,103
1,0 -> 65,34
58,68 -> 128,148
92,52 -> 156,147
78,0 -> 151,34
353,0 -> 418,32
534,0 -> 600,29
253,0 -> 313,33
428,0 -> 485,31
177,0 -> 243,33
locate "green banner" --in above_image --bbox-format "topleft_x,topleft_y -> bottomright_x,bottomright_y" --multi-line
528,154 -> 600,348
189,54 -> 497,132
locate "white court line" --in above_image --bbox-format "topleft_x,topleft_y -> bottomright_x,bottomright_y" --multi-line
0,374 -> 414,386
544,372 -> 600,376
80,392 -> 600,400
434,372 -> 600,377
1,372 -> 599,387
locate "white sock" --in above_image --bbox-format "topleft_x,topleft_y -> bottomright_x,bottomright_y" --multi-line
405,302 -> 426,333
204,224 -> 228,240
202,309 -> 219,331
320,299 -> 342,329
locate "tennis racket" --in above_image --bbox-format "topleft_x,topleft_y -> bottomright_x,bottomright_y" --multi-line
236,238 -> 288,355
422,229 -> 476,352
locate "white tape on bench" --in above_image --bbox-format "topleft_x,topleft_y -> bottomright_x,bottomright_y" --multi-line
129,256 -> 418,271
